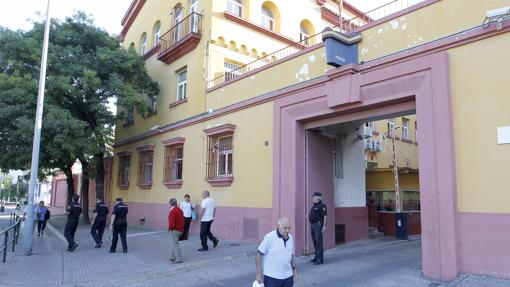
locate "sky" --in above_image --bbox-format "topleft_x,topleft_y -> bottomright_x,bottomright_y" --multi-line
0,0 -> 391,34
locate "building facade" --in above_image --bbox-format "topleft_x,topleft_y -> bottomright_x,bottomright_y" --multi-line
113,0 -> 510,281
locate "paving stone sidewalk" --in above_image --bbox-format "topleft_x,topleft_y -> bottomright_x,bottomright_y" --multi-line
0,215 -> 256,287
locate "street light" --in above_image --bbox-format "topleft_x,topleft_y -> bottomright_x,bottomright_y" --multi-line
23,0 -> 51,256
382,123 -> 408,240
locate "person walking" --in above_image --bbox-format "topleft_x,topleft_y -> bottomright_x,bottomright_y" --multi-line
255,217 -> 298,287
109,197 -> 128,253
64,194 -> 82,252
90,198 -> 109,248
168,198 -> 184,263
309,192 -> 327,265
179,194 -> 193,240
36,201 -> 48,236
198,190 -> 218,251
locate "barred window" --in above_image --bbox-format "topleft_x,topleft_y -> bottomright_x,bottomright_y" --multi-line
206,134 -> 233,178
137,150 -> 154,185
164,145 -> 184,182
118,156 -> 131,187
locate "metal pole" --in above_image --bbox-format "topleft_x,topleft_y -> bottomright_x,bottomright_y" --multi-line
3,231 -> 7,263
391,131 -> 401,213
338,0 -> 344,32
23,0 -> 51,256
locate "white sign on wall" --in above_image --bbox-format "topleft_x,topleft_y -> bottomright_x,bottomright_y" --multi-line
497,126 -> 510,144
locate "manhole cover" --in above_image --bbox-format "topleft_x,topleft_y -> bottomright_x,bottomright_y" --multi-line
229,243 -> 240,246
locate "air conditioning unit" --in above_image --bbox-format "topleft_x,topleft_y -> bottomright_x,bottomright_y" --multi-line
364,139 -> 372,150
372,141 -> 382,152
362,126 -> 373,138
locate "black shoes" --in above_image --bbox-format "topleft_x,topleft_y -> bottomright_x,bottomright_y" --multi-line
213,240 -> 219,248
69,244 -> 78,252
109,250 -> 115,253
95,244 -> 102,248
313,259 -> 324,265
123,250 -> 128,253
311,258 -> 317,263
198,248 -> 208,251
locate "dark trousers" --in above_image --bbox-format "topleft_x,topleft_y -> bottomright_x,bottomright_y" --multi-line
200,220 -> 217,249
182,217 -> 192,240
64,219 -> 79,248
90,217 -> 106,245
310,222 -> 324,260
110,222 -> 127,252
37,220 -> 47,234
264,275 -> 294,287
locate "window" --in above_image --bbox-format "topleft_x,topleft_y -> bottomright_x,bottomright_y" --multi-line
300,25 -> 311,46
227,0 -> 243,17
153,23 -> 161,46
150,95 -> 157,113
387,119 -> 395,136
224,61 -> 242,81
137,147 -> 154,187
176,69 -> 187,101
208,135 -> 233,178
126,107 -> 134,124
162,137 -> 185,188
402,118 -> 409,139
140,33 -> 148,55
204,124 -> 235,186
117,154 -> 131,187
415,121 -> 418,143
261,7 -> 275,31
190,0 -> 200,33
174,7 -> 183,43
164,145 -> 184,181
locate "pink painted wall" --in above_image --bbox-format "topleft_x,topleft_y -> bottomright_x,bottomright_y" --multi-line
334,207 -> 368,242
456,212 -> 510,279
125,202 -> 273,243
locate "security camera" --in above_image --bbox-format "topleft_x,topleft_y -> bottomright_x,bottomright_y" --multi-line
486,6 -> 510,18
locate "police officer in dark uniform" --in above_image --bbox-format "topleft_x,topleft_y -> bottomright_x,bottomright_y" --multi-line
309,192 -> 327,265
109,197 -> 128,253
90,198 -> 109,248
64,194 -> 82,252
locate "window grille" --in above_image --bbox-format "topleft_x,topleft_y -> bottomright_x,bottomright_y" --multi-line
224,62 -> 242,81
164,145 -> 184,182
206,135 -> 233,178
118,156 -> 131,186
138,151 -> 154,184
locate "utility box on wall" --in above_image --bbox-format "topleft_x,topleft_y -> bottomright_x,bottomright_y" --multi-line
322,28 -> 362,68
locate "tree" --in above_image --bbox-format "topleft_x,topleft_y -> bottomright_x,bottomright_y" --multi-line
0,13 -> 159,222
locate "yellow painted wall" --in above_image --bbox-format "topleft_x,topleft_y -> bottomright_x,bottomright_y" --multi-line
206,46 -> 332,110
358,0 -> 510,62
112,102 -> 274,208
117,0 -> 213,142
366,170 -> 420,191
369,115 -> 419,170
449,32 -> 510,213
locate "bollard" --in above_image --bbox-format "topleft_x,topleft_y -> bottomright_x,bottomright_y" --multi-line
3,230 -> 7,263
12,225 -> 16,252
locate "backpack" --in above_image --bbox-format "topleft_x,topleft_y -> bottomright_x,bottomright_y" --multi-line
45,209 -> 51,220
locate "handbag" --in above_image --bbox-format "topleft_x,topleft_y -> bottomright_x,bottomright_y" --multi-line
191,210 -> 197,221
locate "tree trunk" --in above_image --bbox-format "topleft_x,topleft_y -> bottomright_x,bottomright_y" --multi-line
63,164 -> 75,209
95,152 -> 105,202
80,159 -> 90,224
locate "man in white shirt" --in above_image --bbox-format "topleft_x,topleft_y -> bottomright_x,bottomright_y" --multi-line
255,217 -> 298,287
198,190 -> 219,251
179,194 -> 193,240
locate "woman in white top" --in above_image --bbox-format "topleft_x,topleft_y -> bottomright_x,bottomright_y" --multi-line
179,194 -> 193,240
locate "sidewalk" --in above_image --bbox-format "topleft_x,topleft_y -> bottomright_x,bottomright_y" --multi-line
0,216 -> 256,287
1,215 -> 510,287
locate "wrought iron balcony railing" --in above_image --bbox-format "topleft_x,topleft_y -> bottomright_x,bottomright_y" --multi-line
158,12 -> 203,64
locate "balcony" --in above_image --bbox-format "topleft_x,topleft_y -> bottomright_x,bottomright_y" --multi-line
158,12 -> 202,64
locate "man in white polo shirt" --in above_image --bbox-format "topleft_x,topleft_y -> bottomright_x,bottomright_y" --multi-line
198,190 -> 219,251
255,217 -> 298,287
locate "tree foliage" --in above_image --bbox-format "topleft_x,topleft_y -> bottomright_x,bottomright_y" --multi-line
0,13 -> 159,217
